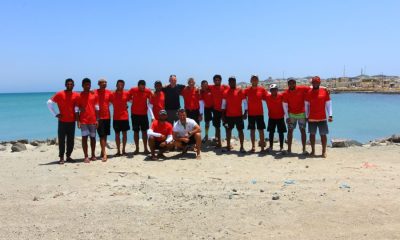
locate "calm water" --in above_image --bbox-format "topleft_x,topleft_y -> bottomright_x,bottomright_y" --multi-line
0,92 -> 399,143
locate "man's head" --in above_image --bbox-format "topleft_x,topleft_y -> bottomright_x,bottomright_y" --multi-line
201,80 -> 209,91
269,84 -> 278,96
287,78 -> 296,90
82,78 -> 91,92
311,76 -> 321,89
213,74 -> 222,86
65,78 -> 74,91
159,110 -> 168,122
228,76 -> 236,89
116,79 -> 125,91
250,75 -> 259,87
154,80 -> 162,92
169,74 -> 177,86
177,108 -> 187,123
98,78 -> 107,89
138,80 -> 146,91
187,77 -> 195,88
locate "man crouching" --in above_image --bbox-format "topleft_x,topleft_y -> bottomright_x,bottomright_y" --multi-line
147,110 -> 174,160
173,109 -> 202,159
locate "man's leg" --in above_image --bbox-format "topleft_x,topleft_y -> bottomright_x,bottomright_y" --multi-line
321,134 -> 327,158
82,136 -> 89,162
100,136 -> 107,160
122,131 -> 128,154
238,129 -> 245,151
216,127 -> 221,147
310,134 -> 316,156
258,129 -> 265,151
279,132 -> 284,151
269,132 -> 274,150
226,128 -> 232,150
142,130 -> 149,153
250,129 -> 256,151
90,136 -> 96,160
203,121 -> 210,142
194,132 -> 202,159
148,136 -> 156,159
57,121 -> 66,163
134,131 -> 140,153
287,129 -> 294,153
115,131 -> 121,155
66,122 -> 75,161
300,128 -> 307,153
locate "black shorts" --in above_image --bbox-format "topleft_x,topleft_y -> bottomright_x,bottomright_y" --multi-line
212,109 -> 222,128
181,135 -> 196,146
113,120 -> 130,132
224,116 -> 244,130
248,115 -> 266,130
131,114 -> 149,132
186,109 -> 200,124
97,119 -> 111,137
267,118 -> 287,133
204,107 -> 213,122
154,140 -> 166,149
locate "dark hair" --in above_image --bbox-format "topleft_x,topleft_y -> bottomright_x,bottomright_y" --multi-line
213,74 -> 222,81
201,80 -> 208,85
65,78 -> 74,85
169,74 -> 176,78
154,80 -> 162,86
138,80 -> 146,86
228,76 -> 236,82
116,79 -> 125,86
82,78 -> 91,86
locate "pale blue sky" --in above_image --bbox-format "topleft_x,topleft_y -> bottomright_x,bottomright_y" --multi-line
0,0 -> 399,93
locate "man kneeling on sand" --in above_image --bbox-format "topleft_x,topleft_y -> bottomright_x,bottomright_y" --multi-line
147,110 -> 174,160
173,109 -> 202,159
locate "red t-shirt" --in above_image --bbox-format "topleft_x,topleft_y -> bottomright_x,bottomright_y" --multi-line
223,88 -> 246,117
181,87 -> 200,110
209,85 -> 229,111
77,91 -> 99,124
110,90 -> 130,120
282,85 -> 310,114
265,93 -> 285,119
51,91 -> 79,123
305,88 -> 331,121
200,89 -> 213,108
150,91 -> 165,120
129,87 -> 152,115
150,120 -> 173,142
244,86 -> 267,116
95,89 -> 112,120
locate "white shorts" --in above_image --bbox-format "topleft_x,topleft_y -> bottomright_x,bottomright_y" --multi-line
81,124 -> 97,138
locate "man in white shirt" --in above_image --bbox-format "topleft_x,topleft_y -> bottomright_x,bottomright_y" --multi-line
173,109 -> 202,159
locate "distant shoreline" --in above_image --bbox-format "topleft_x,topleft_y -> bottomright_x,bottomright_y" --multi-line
330,89 -> 400,94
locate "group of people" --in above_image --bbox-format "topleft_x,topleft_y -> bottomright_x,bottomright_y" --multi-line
47,74 -> 333,164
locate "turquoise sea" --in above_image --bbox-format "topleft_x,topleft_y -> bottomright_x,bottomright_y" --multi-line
0,92 -> 399,143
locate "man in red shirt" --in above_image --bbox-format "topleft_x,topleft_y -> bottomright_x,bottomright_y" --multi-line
221,76 -> 248,153
244,75 -> 267,153
147,110 -> 174,160
209,74 -> 229,148
75,78 -> 99,163
282,78 -> 310,154
181,77 -> 202,124
305,76 -> 333,158
95,79 -> 112,162
200,80 -> 213,143
47,78 -> 79,164
110,79 -> 131,156
265,84 -> 287,152
129,80 -> 153,154
149,81 -> 165,120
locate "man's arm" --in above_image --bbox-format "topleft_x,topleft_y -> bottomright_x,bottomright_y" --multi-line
147,129 -> 162,138
46,99 -> 59,118
147,102 -> 155,120
221,99 -> 227,121
75,106 -> 80,129
305,101 -> 310,119
242,99 -> 248,120
326,100 -> 333,122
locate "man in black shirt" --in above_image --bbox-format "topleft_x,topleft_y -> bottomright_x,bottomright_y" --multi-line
162,74 -> 185,124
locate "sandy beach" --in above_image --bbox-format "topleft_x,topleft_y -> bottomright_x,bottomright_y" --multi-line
0,140 -> 400,240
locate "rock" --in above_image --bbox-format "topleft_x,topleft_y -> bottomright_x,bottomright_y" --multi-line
17,139 -> 29,144
387,134 -> 400,143
33,196 -> 39,201
47,138 -> 57,145
30,140 -> 41,146
331,139 -> 362,148
260,189 -> 264,193
272,193 -> 280,200
232,189 -> 237,193
11,143 -> 27,152
106,141 -> 116,149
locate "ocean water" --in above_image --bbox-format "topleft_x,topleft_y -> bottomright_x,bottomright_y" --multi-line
0,92 -> 399,143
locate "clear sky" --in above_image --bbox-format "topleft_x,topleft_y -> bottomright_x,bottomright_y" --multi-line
0,0 -> 399,93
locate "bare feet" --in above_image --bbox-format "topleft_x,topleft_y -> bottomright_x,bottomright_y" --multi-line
59,158 -> 65,165
90,156 -> 97,161
134,149 -> 140,155
322,152 -> 327,158
247,148 -> 256,153
143,149 -> 150,155
239,147 -> 246,153
84,157 -> 90,163
102,155 -> 108,162
196,154 -> 201,160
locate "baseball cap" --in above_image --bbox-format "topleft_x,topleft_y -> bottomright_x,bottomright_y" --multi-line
159,109 -> 167,116
311,76 -> 321,83
269,84 -> 278,90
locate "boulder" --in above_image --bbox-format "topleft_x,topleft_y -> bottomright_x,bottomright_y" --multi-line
47,138 -> 57,145
331,139 -> 362,148
387,134 -> 400,143
17,139 -> 29,144
30,140 -> 41,147
11,143 -> 27,152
